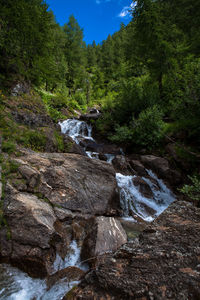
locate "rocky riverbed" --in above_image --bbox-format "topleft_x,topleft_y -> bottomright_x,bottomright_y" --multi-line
0,117 -> 199,299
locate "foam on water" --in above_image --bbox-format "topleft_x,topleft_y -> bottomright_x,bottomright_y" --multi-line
59,119 -> 94,144
53,240 -> 86,273
0,240 -> 85,300
59,119 -> 116,163
116,171 -> 175,222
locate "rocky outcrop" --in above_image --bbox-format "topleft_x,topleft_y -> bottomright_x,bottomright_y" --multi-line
0,150 -> 121,277
81,217 -> 127,263
12,110 -> 54,128
71,201 -> 200,299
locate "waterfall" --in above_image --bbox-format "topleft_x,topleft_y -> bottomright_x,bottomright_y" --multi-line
116,171 -> 175,222
0,241 -> 85,300
59,119 -> 115,163
59,119 -> 93,144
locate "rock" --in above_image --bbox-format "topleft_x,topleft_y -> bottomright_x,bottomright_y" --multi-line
0,184 -> 57,277
30,153 -> 119,215
140,155 -> 181,186
71,201 -> 200,299
11,82 -> 30,96
112,155 -> 135,176
80,113 -> 101,122
47,266 -> 85,290
12,111 -> 53,128
18,164 -> 40,189
0,150 -> 121,277
132,177 -> 154,198
81,216 -> 127,263
129,160 -> 148,177
63,135 -> 87,156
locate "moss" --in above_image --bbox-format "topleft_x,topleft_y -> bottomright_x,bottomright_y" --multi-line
65,141 -> 73,153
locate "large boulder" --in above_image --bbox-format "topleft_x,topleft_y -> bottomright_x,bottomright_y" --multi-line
81,216 -> 127,263
0,184 -> 58,278
71,201 -> 200,299
11,151 -> 120,215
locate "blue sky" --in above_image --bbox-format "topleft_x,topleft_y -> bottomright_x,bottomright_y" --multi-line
46,0 -> 133,44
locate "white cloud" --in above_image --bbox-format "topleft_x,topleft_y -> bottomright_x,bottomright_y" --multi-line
118,2 -> 136,18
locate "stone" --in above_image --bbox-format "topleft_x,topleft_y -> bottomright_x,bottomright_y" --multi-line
63,135 -> 87,156
47,266 -> 85,290
71,201 -> 200,299
0,184 -> 57,277
132,177 -> 154,199
140,155 -> 181,186
81,216 -> 127,263
112,155 -> 135,176
129,160 -> 147,177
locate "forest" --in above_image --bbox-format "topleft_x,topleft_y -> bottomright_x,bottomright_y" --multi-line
0,0 -> 200,198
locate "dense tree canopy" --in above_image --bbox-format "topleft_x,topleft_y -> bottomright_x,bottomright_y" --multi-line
0,0 -> 199,156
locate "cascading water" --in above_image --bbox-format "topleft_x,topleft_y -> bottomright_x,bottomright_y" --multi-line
59,119 -> 93,144
116,170 -> 175,222
59,118 -> 115,163
59,118 -> 175,222
0,241 -> 85,300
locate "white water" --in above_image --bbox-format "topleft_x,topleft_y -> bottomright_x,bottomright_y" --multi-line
59,119 -> 115,163
0,241 -> 84,300
53,240 -> 88,273
0,264 -> 78,300
116,171 -> 175,222
59,119 -> 93,144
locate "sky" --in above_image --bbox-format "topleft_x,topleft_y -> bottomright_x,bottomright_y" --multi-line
46,0 -> 134,45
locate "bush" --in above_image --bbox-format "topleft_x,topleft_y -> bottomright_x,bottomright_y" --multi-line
179,175 -> 200,204
133,105 -> 164,149
109,125 -> 134,144
2,140 -> 16,154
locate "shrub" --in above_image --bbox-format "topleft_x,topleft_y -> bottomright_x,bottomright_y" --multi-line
179,175 -> 200,204
133,105 -> 164,149
2,140 -> 16,154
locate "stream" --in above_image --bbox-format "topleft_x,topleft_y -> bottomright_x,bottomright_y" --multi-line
0,118 -> 175,299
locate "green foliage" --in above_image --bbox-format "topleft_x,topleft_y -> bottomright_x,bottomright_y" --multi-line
109,125 -> 134,144
54,131 -> 65,152
20,130 -> 47,151
133,105 -> 164,149
179,175 -> 200,203
2,140 -> 16,154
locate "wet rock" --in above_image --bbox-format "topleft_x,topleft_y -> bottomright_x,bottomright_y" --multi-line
132,177 -> 154,199
140,155 -> 181,186
72,201 -> 200,299
81,216 -> 127,263
80,113 -> 101,121
129,160 -> 147,177
112,155 -> 135,176
47,266 -> 85,290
